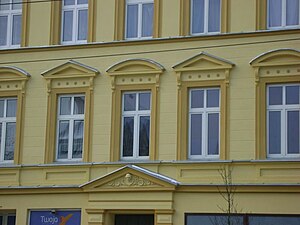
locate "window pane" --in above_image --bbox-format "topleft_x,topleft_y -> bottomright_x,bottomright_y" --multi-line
268,86 -> 282,105
142,3 -> 153,37
123,117 -> 134,157
4,122 -> 16,160
207,89 -> 219,107
57,121 -> 69,159
78,9 -> 88,41
63,11 -> 73,42
268,111 -> 281,154
286,0 -> 299,26
124,93 -> 136,111
74,96 -> 85,114
12,15 -> 21,45
0,0 -> 10,11
269,0 -> 282,27
139,92 -> 150,110
7,215 -> 16,225
60,97 -> 71,115
139,116 -> 150,156
0,16 -> 8,46
190,114 -> 202,155
191,90 -> 204,108
0,123 -> 2,157
12,0 -> 22,10
73,120 -> 83,158
208,0 -> 221,32
78,0 -> 88,4
0,216 -> 2,225
192,0 -> 205,33
286,85 -> 299,104
208,113 -> 219,155
0,100 -> 4,117
6,99 -> 17,117
64,0 -> 75,6
249,215 -> 300,225
186,215 -> 244,225
126,4 -> 138,38
287,111 -> 299,154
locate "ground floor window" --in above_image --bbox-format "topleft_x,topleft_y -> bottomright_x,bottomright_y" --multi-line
29,210 -> 81,225
0,213 -> 16,225
115,214 -> 154,225
185,214 -> 300,225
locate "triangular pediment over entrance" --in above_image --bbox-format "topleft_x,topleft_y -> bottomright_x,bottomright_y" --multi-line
80,165 -> 179,192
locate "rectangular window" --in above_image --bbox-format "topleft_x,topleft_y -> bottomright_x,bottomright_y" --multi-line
268,0 -> 300,29
125,0 -> 154,39
121,91 -> 151,159
0,0 -> 22,48
191,0 -> 221,34
0,213 -> 16,225
0,98 -> 17,163
61,0 -> 88,44
56,95 -> 85,161
189,88 -> 220,159
267,84 -> 300,157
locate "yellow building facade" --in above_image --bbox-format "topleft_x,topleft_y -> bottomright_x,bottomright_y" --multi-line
0,0 -> 300,225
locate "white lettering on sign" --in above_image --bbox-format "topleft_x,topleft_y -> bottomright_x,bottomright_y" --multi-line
40,216 -> 59,224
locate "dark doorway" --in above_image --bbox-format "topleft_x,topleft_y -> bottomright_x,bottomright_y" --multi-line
115,214 -> 154,225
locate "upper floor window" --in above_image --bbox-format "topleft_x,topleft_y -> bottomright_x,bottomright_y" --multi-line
189,88 -> 220,159
125,0 -> 154,39
268,0 -> 300,29
0,0 -> 22,48
0,98 -> 17,163
121,91 -> 151,160
191,0 -> 221,34
61,0 -> 88,44
56,95 -> 85,161
267,84 -> 300,158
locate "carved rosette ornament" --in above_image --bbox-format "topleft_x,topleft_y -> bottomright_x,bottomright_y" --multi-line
106,173 -> 158,187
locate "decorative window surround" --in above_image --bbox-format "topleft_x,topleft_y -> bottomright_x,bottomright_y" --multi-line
0,66 -> 30,164
114,0 -> 160,40
41,60 -> 99,163
250,48 -> 300,159
173,52 -> 234,161
107,58 -> 164,161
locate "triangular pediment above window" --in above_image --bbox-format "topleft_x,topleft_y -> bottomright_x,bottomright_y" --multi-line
0,66 -> 30,80
80,165 -> 179,192
41,60 -> 100,78
106,58 -> 165,75
173,52 -> 235,72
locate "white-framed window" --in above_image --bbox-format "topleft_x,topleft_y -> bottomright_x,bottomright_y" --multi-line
268,0 -> 300,29
267,84 -> 300,158
0,0 -> 22,48
121,91 -> 151,160
0,213 -> 16,225
61,0 -> 88,44
125,0 -> 154,39
0,98 -> 17,164
189,88 -> 220,159
56,95 -> 85,161
190,0 -> 221,35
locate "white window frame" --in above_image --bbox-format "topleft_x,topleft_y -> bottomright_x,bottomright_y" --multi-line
61,0 -> 88,45
0,213 -> 16,225
267,0 -> 300,29
267,84 -> 300,158
121,91 -> 151,160
0,98 -> 17,164
190,0 -> 221,35
56,94 -> 85,161
125,0 -> 154,40
0,0 -> 22,49
188,88 -> 220,159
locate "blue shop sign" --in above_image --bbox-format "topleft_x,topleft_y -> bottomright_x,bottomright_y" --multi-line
29,210 -> 81,225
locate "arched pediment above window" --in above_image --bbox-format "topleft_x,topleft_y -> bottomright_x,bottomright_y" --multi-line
0,66 -> 30,80
250,49 -> 300,84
